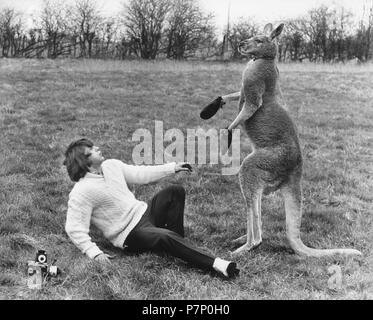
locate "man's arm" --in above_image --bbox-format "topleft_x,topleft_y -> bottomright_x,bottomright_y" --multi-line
120,162 -> 177,185
65,195 -> 103,259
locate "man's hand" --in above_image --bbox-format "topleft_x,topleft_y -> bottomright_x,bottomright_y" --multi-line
175,162 -> 193,173
94,253 -> 116,264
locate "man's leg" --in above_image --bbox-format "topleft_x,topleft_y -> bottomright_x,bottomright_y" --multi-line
147,185 -> 186,237
124,185 -> 240,277
125,225 -> 214,270
125,218 -> 240,278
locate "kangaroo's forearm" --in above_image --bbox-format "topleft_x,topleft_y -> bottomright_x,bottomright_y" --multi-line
238,94 -> 245,111
222,91 -> 241,102
228,103 -> 257,130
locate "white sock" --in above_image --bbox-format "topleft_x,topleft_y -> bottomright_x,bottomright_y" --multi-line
213,257 -> 231,277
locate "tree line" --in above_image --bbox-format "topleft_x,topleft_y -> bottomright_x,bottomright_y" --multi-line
0,0 -> 372,62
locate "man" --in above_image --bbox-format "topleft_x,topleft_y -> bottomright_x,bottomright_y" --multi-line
63,138 -> 239,278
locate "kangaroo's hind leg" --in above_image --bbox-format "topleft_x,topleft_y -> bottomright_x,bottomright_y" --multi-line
280,169 -> 308,256
231,153 -> 265,255
232,189 -> 263,247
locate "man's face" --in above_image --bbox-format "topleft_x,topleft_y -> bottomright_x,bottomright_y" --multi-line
85,145 -> 105,167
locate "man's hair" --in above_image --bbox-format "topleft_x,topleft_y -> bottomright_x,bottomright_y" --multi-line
63,138 -> 94,182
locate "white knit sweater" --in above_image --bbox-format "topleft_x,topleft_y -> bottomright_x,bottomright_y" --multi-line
65,159 -> 176,259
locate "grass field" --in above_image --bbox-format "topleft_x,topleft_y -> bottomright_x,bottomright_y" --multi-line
0,58 -> 372,300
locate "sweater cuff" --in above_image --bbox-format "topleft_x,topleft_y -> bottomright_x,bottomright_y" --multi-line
85,246 -> 103,260
169,162 -> 176,173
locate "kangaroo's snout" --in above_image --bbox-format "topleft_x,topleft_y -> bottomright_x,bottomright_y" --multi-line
238,39 -> 255,56
239,36 -> 278,60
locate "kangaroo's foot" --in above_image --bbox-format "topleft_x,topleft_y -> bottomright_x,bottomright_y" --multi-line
231,240 -> 262,256
232,234 -> 262,245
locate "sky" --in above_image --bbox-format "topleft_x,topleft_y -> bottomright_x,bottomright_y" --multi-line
0,0 -> 371,34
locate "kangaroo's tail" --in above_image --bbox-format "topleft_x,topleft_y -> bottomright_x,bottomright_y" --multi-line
281,178 -> 362,258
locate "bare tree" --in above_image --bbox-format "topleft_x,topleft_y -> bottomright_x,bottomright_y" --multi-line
0,8 -> 24,57
164,0 -> 215,59
37,0 -> 71,58
278,19 -> 307,62
368,5 -> 373,60
122,0 -> 171,59
92,18 -> 123,58
229,18 -> 259,59
69,0 -> 103,58
305,5 -> 333,61
356,2 -> 373,61
324,6 -> 353,62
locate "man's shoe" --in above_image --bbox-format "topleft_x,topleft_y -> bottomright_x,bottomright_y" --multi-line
226,262 -> 240,278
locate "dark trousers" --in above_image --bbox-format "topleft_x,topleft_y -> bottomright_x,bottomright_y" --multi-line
124,185 -> 215,270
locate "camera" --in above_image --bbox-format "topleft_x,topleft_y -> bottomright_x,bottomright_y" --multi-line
27,250 -> 60,289
36,250 -> 47,264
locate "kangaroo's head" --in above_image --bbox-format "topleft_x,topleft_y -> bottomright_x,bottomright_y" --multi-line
238,23 -> 284,60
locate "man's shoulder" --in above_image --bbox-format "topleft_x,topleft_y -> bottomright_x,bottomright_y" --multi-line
69,181 -> 88,196
102,159 -> 133,173
102,159 -> 125,168
69,178 -> 99,196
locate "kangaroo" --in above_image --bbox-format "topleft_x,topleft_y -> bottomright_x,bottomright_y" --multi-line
200,23 -> 362,257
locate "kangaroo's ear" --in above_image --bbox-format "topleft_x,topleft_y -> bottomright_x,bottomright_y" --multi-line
270,23 -> 284,40
263,23 -> 273,35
